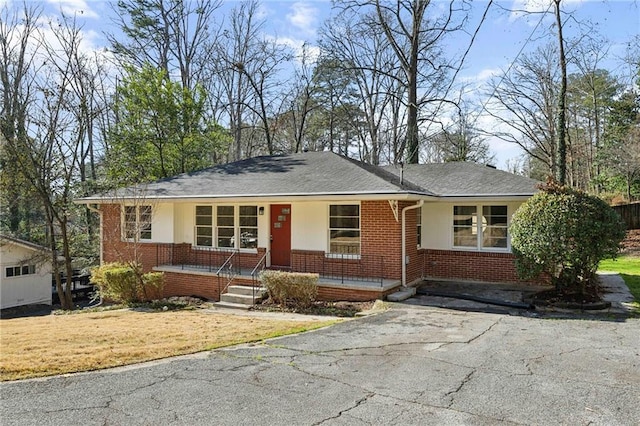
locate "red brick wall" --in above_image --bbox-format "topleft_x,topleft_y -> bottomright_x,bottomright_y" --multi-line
162,271 -> 220,300
361,200 -> 421,283
421,249 -> 535,284
316,286 -> 397,302
101,204 -> 159,272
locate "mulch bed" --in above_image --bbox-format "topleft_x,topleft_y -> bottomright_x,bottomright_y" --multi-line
252,299 -> 374,317
621,229 -> 640,255
525,276 -> 611,310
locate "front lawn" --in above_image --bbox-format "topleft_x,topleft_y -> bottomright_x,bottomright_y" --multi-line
0,309 -> 337,381
599,255 -> 640,305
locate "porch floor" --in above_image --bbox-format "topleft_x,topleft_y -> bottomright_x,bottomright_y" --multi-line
154,264 -> 400,292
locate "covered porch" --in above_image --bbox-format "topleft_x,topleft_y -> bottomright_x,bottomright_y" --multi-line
153,243 -> 399,302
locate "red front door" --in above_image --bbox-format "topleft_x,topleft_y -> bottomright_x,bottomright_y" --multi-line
270,204 -> 291,267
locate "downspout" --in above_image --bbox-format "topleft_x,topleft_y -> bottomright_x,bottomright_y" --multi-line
86,204 -> 103,265
401,200 -> 424,287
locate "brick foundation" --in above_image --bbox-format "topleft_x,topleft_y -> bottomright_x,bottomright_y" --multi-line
316,285 -> 398,302
421,249 -> 534,284
162,271 -> 221,300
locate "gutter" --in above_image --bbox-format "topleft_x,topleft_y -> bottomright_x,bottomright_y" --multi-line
401,200 -> 424,287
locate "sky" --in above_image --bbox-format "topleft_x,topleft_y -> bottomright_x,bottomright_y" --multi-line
4,0 -> 640,168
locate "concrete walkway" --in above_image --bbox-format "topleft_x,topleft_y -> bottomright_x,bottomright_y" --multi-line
1,303 -> 638,425
408,273 -> 637,317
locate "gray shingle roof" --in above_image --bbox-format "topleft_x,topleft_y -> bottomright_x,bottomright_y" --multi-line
81,152 -> 539,202
91,151 -> 425,201
382,162 -> 539,196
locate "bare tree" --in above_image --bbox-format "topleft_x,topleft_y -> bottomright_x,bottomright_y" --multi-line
337,0 -> 468,164
275,44 -> 322,153
554,0 -> 568,184
0,3 -> 44,239
319,9 -> 401,164
486,44 -> 560,178
210,0 -> 291,159
428,108 -> 494,164
1,9 -> 105,309
109,0 -> 221,91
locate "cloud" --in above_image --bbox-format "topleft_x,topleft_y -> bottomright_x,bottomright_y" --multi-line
286,2 -> 318,36
46,0 -> 99,19
461,67 -> 502,85
509,0 -> 584,22
269,35 -> 320,64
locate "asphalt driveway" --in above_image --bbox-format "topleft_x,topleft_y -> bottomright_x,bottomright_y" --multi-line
1,305 -> 638,425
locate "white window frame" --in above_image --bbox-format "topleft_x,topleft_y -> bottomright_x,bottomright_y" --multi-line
328,203 -> 361,258
5,264 -> 36,278
195,204 -> 259,252
452,204 -> 509,252
122,205 -> 152,241
195,205 -> 214,247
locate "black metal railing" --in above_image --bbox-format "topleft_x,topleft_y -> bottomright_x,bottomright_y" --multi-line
216,250 -> 241,297
251,250 -> 270,304
288,251 -> 385,286
156,243 -> 236,273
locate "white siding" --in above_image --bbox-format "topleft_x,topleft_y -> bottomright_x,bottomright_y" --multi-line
257,205 -> 269,248
290,201 -> 328,251
0,243 -> 52,309
152,203 -> 174,243
174,203 -> 192,244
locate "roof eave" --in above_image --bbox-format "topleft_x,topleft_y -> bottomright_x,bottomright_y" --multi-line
434,194 -> 536,202
76,190 -> 436,204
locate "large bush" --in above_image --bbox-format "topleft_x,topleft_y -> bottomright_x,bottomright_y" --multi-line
510,182 -> 626,292
91,262 -> 164,304
259,270 -> 319,309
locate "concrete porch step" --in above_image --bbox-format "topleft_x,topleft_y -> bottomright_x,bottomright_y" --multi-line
386,287 -> 416,302
211,301 -> 252,310
227,285 -> 267,297
220,285 -> 267,305
220,293 -> 263,305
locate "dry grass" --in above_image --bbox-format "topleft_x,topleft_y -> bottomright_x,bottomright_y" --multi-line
0,309 -> 337,381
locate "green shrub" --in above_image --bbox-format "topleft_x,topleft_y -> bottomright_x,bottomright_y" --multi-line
510,181 -> 626,293
91,262 -> 165,304
259,270 -> 319,309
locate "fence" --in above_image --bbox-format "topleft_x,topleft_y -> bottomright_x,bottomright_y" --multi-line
613,203 -> 640,229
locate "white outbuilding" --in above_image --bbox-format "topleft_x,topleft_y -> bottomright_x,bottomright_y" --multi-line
0,235 -> 52,310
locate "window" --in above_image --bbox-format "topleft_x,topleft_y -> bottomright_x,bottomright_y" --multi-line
198,205 -> 259,249
416,208 -> 422,248
123,205 -> 152,240
5,264 -> 36,278
482,205 -> 508,248
238,206 -> 258,249
453,206 -> 477,247
195,206 -> 213,246
453,205 -> 508,250
216,206 -> 235,248
329,204 -> 360,255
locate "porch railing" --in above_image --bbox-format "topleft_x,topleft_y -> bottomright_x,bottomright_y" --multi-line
156,243 -> 236,273
216,250 -> 241,297
289,251 -> 385,286
156,244 -> 386,290
251,250 -> 270,304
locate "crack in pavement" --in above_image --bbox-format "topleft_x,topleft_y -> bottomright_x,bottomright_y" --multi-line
445,370 -> 475,408
311,393 -> 375,425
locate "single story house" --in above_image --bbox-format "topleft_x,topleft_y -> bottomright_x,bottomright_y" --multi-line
78,151 -> 539,302
0,235 -> 52,309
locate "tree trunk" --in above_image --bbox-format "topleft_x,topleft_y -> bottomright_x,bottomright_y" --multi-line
555,0 -> 567,185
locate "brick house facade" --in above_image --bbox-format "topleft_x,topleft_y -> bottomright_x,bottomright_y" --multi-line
82,152 -> 538,302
